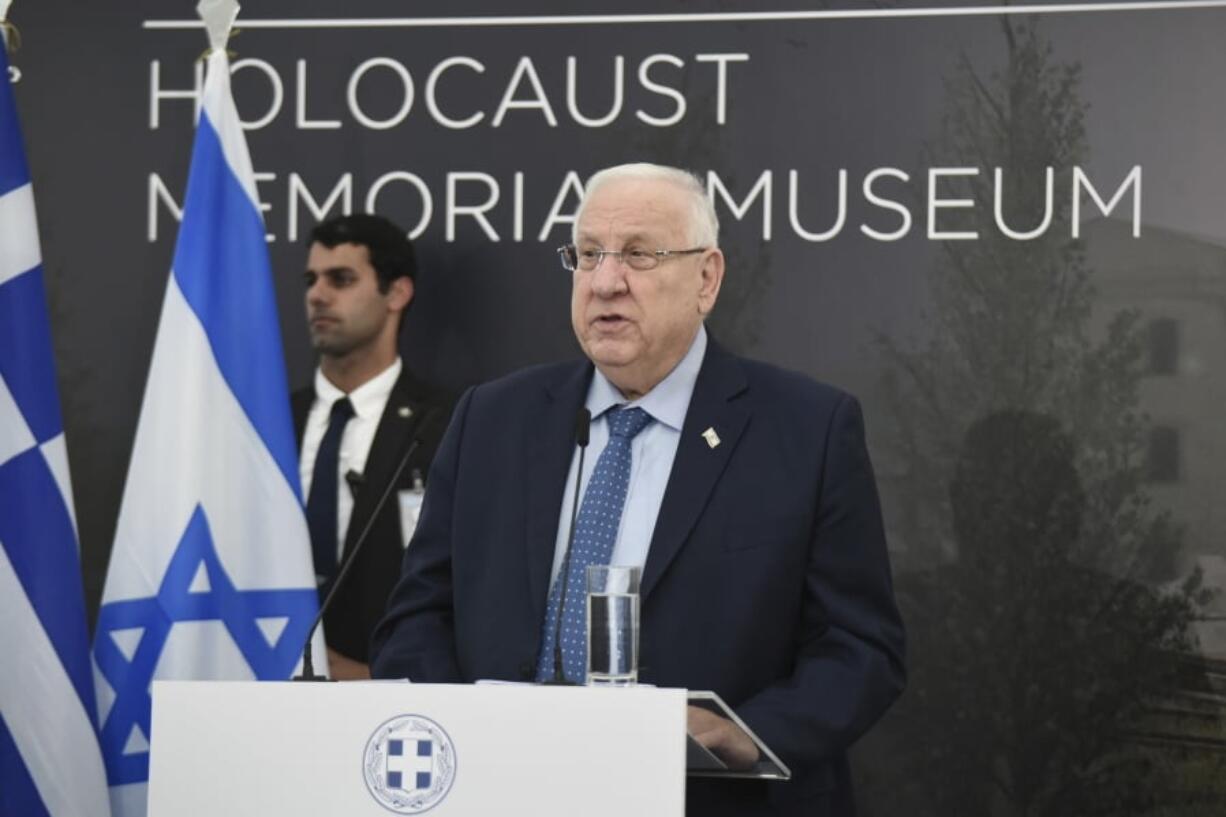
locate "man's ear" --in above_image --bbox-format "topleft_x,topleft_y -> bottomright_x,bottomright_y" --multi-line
388,276 -> 414,313
697,249 -> 725,316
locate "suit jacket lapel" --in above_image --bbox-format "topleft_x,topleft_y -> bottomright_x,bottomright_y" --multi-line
524,362 -> 592,623
291,387 -> 313,447
642,341 -> 750,600
343,368 -> 428,555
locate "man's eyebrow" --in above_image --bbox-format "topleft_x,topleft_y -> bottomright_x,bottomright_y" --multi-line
306,265 -> 356,276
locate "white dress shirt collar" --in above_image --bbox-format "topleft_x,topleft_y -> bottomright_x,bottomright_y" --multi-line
586,324 -> 707,431
313,357 -> 402,420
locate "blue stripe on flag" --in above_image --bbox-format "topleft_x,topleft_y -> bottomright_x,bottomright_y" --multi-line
170,111 -> 300,495
0,267 -> 64,444
0,48 -> 31,198
93,594 -> 165,785
93,505 -> 319,786
0,448 -> 97,714
0,714 -> 51,817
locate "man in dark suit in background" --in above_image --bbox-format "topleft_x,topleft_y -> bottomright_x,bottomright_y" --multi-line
294,214 -> 450,680
371,164 -> 904,815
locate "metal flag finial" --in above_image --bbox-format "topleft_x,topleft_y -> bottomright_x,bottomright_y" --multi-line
0,0 -> 14,52
196,0 -> 239,54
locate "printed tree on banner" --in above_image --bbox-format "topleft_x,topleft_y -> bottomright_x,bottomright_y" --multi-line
866,18 -> 1223,817
624,83 -> 772,353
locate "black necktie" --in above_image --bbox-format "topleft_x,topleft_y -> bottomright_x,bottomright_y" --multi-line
306,397 -> 354,584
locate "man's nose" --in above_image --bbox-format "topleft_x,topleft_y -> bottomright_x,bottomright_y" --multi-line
306,278 -> 328,304
589,254 -> 630,296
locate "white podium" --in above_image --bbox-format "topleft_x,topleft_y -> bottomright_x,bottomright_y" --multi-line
148,680 -> 686,816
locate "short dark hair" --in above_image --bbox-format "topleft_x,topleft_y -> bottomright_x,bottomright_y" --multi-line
308,214 -> 416,293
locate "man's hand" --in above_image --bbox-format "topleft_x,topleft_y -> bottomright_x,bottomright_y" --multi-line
687,706 -> 760,771
327,648 -> 371,681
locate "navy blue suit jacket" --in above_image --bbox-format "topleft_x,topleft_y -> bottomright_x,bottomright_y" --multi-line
371,340 -> 905,816
291,366 -> 452,663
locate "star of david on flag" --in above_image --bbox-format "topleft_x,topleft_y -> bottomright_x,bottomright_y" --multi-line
91,13 -> 322,816
0,28 -> 112,817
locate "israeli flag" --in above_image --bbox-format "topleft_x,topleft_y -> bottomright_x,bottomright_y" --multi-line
0,40 -> 112,817
91,45 -> 321,817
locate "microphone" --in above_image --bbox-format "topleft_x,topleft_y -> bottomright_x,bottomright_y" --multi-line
344,469 -> 364,497
294,407 -> 444,682
542,408 -> 592,686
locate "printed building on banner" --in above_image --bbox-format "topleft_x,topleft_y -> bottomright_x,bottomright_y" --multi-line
91,29 -> 322,817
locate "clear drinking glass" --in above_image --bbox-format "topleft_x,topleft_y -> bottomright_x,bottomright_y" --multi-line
585,565 -> 641,686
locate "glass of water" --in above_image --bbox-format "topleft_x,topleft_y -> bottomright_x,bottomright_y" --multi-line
585,565 -> 641,686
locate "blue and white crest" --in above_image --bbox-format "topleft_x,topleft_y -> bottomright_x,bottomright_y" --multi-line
364,714 -> 458,814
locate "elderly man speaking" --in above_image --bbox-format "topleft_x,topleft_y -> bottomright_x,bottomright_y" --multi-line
371,162 -> 905,817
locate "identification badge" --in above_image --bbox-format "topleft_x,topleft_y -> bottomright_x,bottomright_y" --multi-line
397,489 -> 425,548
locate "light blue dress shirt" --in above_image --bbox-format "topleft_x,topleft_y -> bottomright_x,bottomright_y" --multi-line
547,325 -> 708,583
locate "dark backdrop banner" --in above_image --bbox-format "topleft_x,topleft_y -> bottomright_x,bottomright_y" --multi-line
12,1 -> 1226,813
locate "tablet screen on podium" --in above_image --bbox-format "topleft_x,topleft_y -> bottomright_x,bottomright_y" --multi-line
686,690 -> 791,780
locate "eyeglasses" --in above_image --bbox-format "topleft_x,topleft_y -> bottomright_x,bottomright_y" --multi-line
557,243 -> 706,272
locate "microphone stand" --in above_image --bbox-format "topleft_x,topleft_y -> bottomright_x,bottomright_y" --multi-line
542,408 -> 591,685
294,408 -> 440,681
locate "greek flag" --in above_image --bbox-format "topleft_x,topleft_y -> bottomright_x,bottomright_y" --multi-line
0,41 -> 111,817
91,46 -> 321,817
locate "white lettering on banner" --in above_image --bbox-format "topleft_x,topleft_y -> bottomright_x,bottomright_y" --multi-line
142,40 -> 1146,248
567,55 -> 624,128
492,57 -> 557,127
446,173 -> 500,242
146,166 -> 1144,245
425,57 -> 486,129
513,172 -> 525,243
861,169 -> 912,242
365,173 -> 433,240
147,53 -> 751,131
295,60 -> 341,130
1072,166 -> 1142,238
253,172 -> 277,242
709,171 -> 773,241
538,171 -> 585,242
288,174 -> 353,241
347,58 -> 415,130
694,53 -> 749,125
928,167 -> 981,241
636,54 -> 686,127
995,167 -> 1054,240
790,169 -> 848,242
230,59 -> 283,130
147,173 -> 183,242
149,60 -> 204,129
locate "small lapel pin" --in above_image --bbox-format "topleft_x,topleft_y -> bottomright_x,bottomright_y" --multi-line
398,406 -> 413,419
702,427 -> 721,449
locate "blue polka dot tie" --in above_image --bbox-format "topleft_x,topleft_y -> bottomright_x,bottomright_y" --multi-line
536,406 -> 654,683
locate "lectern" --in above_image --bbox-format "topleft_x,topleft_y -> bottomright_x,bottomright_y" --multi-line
149,681 -> 686,816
